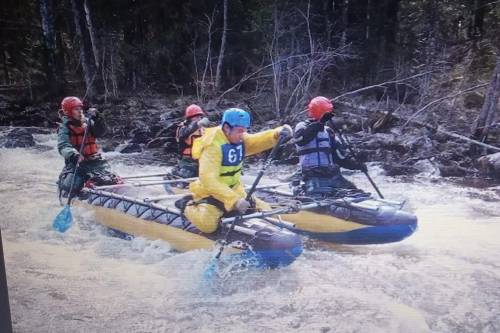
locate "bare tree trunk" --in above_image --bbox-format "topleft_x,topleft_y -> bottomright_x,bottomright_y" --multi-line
215,0 -> 228,91
340,0 -> 349,48
71,0 -> 100,100
472,55 -> 500,142
201,11 -> 216,99
365,0 -> 371,40
83,0 -> 100,70
271,4 -> 281,119
323,1 -> 332,47
39,0 -> 62,95
1,50 -> 9,85
469,0 -> 486,38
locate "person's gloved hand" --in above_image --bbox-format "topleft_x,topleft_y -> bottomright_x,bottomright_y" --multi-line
357,162 -> 368,173
86,107 -> 98,119
319,111 -> 334,124
70,152 -> 84,164
279,124 -> 293,140
197,117 -> 211,127
234,198 -> 251,214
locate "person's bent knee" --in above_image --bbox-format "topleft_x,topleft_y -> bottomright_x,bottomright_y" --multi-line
196,222 -> 218,234
184,203 -> 223,234
59,173 -> 84,192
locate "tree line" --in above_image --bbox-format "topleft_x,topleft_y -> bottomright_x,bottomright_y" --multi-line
1,0 -> 499,136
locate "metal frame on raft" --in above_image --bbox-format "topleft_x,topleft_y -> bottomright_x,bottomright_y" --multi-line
80,187 -> 334,235
258,187 -> 406,210
82,188 -> 264,236
112,173 -> 406,209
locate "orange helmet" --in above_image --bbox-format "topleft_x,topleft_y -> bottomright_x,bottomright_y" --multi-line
308,96 -> 333,120
185,104 -> 204,119
61,97 -> 83,116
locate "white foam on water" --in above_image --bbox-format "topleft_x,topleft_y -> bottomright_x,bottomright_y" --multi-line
1,132 -> 500,332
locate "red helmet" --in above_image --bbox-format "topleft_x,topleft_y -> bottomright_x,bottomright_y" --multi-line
185,104 -> 204,119
308,96 -> 333,120
61,97 -> 83,116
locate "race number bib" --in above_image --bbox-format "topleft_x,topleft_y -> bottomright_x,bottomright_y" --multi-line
221,143 -> 245,166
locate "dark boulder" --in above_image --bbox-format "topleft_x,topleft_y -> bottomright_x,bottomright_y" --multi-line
2,128 -> 35,148
382,163 -> 420,176
463,92 -> 484,109
146,137 -> 169,149
117,142 -> 143,154
101,141 -> 120,152
477,152 -> 500,179
130,128 -> 152,144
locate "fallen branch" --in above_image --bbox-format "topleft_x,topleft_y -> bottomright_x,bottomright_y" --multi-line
337,101 -> 500,153
332,71 -> 435,102
402,83 -> 489,128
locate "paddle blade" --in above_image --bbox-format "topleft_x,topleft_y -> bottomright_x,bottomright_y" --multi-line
203,257 -> 218,281
52,205 -> 73,233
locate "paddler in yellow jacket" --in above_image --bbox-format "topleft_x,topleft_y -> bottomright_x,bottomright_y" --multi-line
181,108 -> 293,233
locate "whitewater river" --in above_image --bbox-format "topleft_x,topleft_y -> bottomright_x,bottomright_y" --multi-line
1,131 -> 499,333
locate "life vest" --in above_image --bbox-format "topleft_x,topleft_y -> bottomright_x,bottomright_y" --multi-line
176,122 -> 204,157
191,127 -> 245,188
295,121 -> 335,170
67,123 -> 99,158
214,134 -> 245,188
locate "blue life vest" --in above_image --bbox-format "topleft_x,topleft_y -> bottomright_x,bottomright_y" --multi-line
295,121 -> 335,170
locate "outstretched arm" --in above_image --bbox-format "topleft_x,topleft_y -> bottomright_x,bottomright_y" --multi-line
294,121 -> 323,146
243,127 -> 282,156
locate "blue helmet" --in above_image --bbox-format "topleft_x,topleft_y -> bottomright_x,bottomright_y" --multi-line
221,108 -> 251,128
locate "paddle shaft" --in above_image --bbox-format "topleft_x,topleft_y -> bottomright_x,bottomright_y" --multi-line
65,121 -> 90,204
328,120 -> 384,199
215,133 -> 287,259
95,177 -> 197,190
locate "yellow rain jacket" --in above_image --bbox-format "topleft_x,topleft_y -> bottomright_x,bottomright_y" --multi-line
184,126 -> 283,233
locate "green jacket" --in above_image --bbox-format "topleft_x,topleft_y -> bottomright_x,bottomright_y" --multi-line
57,115 -> 107,161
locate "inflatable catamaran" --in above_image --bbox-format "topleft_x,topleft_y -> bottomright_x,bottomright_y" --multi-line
74,178 -> 303,268
148,172 -> 417,245
82,172 -> 416,255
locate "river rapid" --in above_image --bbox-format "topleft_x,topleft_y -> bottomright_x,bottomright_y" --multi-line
1,131 -> 499,333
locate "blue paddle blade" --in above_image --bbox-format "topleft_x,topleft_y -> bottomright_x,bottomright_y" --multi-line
203,258 -> 218,281
52,205 -> 73,233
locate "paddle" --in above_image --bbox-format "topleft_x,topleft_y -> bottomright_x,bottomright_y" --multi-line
328,120 -> 384,199
203,131 -> 289,279
52,120 -> 89,233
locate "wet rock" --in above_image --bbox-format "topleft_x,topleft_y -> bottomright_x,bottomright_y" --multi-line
414,158 -> 441,177
382,163 -> 420,176
117,142 -> 143,154
2,128 -> 35,148
399,130 -> 434,154
477,152 -> 500,178
155,121 -> 178,138
275,142 -> 299,165
438,163 -> 468,177
359,132 -> 408,155
146,137 -> 169,149
163,140 -> 178,154
149,124 -> 163,137
101,141 -> 120,152
129,128 -> 152,144
463,92 -> 484,109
